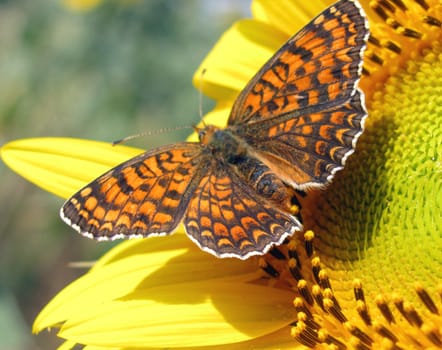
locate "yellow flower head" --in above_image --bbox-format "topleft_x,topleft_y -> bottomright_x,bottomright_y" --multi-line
1,0 -> 441,349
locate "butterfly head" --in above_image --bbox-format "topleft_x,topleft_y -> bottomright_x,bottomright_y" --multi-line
194,124 -> 221,146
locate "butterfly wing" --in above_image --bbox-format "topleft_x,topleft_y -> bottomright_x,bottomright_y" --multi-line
61,143 -> 206,240
227,0 -> 369,188
184,162 -> 302,259
244,90 -> 367,189
227,0 -> 369,126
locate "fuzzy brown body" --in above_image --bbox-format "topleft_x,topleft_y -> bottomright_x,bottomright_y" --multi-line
199,125 -> 295,212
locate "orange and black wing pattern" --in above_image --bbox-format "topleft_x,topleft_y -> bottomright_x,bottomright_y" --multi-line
61,143 -> 205,240
244,90 -> 366,189
184,162 -> 301,259
228,0 -> 369,125
228,0 -> 369,188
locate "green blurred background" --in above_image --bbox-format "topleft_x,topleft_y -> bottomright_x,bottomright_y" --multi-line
0,1 -> 248,348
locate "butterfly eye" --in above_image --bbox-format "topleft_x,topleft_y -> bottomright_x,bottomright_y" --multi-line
198,125 -> 218,145
198,129 -> 206,141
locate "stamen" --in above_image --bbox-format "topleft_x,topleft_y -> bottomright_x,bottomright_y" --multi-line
291,321 -> 319,347
367,51 -> 384,65
384,40 -> 402,54
415,283 -> 439,314
304,230 -> 314,257
293,297 -> 313,319
414,0 -> 430,10
312,285 -> 325,310
323,287 -> 341,311
350,338 -> 371,350
403,302 -> 423,327
422,324 -> 442,347
268,246 -> 286,260
357,300 -> 372,326
290,203 -> 300,216
364,0 -> 441,102
398,27 -> 423,38
288,258 -> 303,280
353,279 -> 365,302
368,35 -> 382,47
297,310 -> 320,331
386,18 -> 401,29
391,0 -> 407,11
372,1 -> 424,39
306,322 -> 322,336
423,16 -> 442,27
318,330 -> 347,350
372,2 -> 389,21
345,322 -> 373,347
376,295 -> 396,323
324,296 -> 347,323
394,295 -> 415,325
258,258 -> 279,278
318,269 -> 332,290
373,321 -> 399,343
311,257 -> 321,284
362,67 -> 370,76
298,279 -> 314,306
287,240 -> 302,267
303,324 -> 320,345
379,0 -> 396,13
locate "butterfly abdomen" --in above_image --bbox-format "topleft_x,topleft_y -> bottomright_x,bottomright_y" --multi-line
232,155 -> 296,212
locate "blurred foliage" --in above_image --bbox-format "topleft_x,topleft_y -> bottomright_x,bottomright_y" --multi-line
0,1 -> 248,349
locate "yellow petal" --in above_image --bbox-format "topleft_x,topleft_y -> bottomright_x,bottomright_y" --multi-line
35,234 -> 295,348
58,281 -> 295,348
83,346 -> 120,350
193,20 -> 287,101
57,340 -> 78,350
34,234 -> 259,331
252,0 -> 332,35
0,138 -> 142,199
63,0 -> 103,11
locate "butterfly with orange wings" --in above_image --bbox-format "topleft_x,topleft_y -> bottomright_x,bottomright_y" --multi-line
61,0 -> 369,259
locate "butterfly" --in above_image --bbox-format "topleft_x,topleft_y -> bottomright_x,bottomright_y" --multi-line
61,0 -> 369,259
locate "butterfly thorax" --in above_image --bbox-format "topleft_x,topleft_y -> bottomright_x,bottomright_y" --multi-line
198,124 -> 296,212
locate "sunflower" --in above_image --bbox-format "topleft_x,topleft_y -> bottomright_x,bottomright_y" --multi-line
1,0 -> 441,349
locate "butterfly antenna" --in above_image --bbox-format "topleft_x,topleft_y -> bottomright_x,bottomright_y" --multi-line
115,69 -> 208,146
112,125 -> 192,146
198,68 -> 207,127
68,261 -> 95,269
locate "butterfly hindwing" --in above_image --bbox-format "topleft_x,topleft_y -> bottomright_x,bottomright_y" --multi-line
244,89 -> 367,188
184,163 -> 302,259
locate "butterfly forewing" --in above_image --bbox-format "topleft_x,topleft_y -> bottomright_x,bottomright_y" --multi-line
61,143 -> 205,240
228,0 -> 369,126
